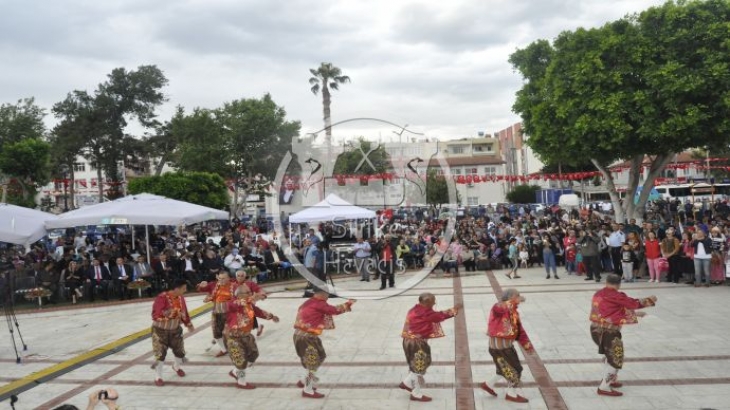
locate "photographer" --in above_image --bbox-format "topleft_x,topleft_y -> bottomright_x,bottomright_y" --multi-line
50,388 -> 120,410
85,388 -> 120,410
579,226 -> 602,282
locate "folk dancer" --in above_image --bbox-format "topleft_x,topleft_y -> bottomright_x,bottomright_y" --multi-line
234,270 -> 268,336
293,287 -> 355,399
590,274 -> 657,396
224,285 -> 279,389
481,288 -> 533,403
197,271 -> 236,357
400,292 -> 462,402
151,279 -> 194,386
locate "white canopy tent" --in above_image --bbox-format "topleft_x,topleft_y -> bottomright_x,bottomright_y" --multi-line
45,193 -> 229,263
0,203 -> 58,247
287,194 -> 377,282
289,193 -> 376,224
46,193 -> 228,228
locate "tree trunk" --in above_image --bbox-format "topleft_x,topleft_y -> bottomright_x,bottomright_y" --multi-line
69,167 -> 76,209
97,164 -> 104,203
322,85 -> 332,143
232,178 -> 239,219
632,154 -> 672,223
623,154 -> 644,223
591,159 -> 625,223
154,153 -> 167,176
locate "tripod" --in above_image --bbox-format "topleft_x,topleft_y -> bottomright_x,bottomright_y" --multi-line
302,269 -> 336,298
2,273 -> 28,364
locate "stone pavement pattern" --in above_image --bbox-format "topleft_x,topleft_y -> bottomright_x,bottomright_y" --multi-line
1,267 -> 729,410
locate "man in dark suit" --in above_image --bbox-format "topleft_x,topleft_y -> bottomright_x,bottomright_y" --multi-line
263,243 -> 291,279
111,256 -> 133,300
152,254 -> 175,289
177,252 -> 200,288
85,258 -> 111,301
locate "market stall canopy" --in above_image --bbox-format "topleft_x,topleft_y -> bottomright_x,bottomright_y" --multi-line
289,194 -> 376,223
0,203 -> 58,246
45,193 -> 229,229
558,194 -> 581,208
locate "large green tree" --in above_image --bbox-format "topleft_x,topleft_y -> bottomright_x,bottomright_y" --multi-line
0,98 -> 45,145
53,65 -> 168,202
128,172 -> 229,209
332,138 -> 391,176
510,0 -> 730,221
506,185 -> 541,204
309,62 -> 350,147
0,138 -> 51,206
0,98 -> 49,207
171,94 -> 300,216
426,169 -> 460,206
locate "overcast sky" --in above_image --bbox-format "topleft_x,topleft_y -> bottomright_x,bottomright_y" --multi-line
0,0 -> 667,141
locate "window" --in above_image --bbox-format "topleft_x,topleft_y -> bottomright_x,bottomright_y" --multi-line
467,197 -> 479,206
453,168 -> 462,175
473,144 -> 493,153
484,166 -> 497,175
73,163 -> 85,172
449,145 -> 465,154
465,168 -> 478,175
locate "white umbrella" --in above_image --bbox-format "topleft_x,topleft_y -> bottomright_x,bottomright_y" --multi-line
45,193 -> 228,228
0,203 -> 58,246
45,193 -> 229,264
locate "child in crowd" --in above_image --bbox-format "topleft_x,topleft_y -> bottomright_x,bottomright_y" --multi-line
565,244 -> 576,275
621,242 -> 636,282
518,243 -> 529,268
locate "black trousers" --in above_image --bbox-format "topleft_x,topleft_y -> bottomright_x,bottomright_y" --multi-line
379,260 -> 394,288
583,255 -> 601,280
667,254 -> 682,283
610,247 -> 623,276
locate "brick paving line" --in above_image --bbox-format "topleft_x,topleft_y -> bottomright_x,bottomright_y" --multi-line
453,273 -> 477,410
7,354 -> 730,367
10,377 -> 730,391
485,270 -> 569,410
36,322 -> 212,409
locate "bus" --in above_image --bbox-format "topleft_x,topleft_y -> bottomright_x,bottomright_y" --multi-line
654,183 -> 730,202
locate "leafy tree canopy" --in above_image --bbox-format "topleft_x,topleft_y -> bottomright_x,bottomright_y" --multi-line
426,169 -> 460,206
510,0 -> 730,221
506,184 -> 541,204
172,94 -> 300,181
0,97 -> 46,146
332,138 -> 391,176
127,171 -> 229,210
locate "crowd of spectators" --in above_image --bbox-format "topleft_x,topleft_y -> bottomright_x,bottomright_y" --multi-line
0,220 -> 294,305
1,199 -> 728,307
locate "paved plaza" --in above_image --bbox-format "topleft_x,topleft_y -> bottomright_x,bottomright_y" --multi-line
1,268 -> 729,410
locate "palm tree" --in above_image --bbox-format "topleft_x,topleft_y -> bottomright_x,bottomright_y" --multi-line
309,62 -> 350,144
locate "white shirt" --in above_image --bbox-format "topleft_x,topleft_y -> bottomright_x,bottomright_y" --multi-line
608,231 -> 626,247
695,242 -> 711,259
224,253 -> 244,269
353,242 -> 371,258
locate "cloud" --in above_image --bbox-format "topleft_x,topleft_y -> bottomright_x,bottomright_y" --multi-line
0,0 -> 668,140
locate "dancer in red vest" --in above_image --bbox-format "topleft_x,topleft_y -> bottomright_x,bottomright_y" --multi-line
590,274 -> 657,396
400,292 -> 461,402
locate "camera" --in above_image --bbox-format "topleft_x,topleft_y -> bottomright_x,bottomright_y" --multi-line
98,390 -> 108,400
